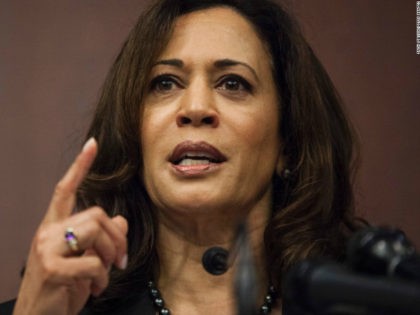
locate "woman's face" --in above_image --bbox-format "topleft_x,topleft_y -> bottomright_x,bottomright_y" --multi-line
141,7 -> 282,218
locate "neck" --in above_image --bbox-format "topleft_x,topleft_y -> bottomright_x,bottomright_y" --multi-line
154,199 -> 273,315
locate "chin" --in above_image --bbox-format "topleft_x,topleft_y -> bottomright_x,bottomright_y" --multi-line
162,193 -> 236,215
171,195 -> 220,212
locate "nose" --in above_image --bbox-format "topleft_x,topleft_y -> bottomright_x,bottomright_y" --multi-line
176,82 -> 219,128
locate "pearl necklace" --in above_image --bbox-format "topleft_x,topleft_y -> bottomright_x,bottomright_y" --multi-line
148,280 -> 277,314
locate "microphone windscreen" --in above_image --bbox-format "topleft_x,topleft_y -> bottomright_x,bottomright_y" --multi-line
201,247 -> 228,275
347,226 -> 416,277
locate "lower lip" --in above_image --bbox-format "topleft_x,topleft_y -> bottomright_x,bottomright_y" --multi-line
171,162 -> 222,176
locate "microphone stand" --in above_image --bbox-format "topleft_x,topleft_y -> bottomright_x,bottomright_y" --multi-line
200,222 -> 259,315
234,222 -> 258,315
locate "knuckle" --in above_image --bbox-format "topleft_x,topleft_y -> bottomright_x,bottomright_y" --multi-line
33,229 -> 47,247
85,220 -> 101,236
103,247 -> 117,264
96,235 -> 117,263
32,240 -> 44,258
89,206 -> 106,219
42,259 -> 59,279
91,258 -> 103,271
32,227 -> 52,257
54,181 -> 67,196
92,259 -> 108,280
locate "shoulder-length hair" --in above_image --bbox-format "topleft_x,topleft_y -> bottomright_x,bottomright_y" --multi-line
78,0 -> 362,309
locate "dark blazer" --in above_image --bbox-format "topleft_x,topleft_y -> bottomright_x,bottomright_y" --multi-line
0,291 -> 155,315
0,293 -> 293,314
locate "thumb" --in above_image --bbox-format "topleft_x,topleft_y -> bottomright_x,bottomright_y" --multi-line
111,215 -> 129,269
111,215 -> 128,236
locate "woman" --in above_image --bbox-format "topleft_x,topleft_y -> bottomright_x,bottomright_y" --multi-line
6,0 -> 362,314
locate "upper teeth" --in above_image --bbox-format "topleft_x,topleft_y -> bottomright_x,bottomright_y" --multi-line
176,152 -> 216,164
178,158 -> 211,166
184,152 -> 213,159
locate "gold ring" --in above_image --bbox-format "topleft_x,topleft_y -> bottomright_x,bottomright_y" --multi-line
65,227 -> 80,252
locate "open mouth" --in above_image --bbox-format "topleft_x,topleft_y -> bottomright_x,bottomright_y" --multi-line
169,141 -> 227,167
174,153 -> 222,166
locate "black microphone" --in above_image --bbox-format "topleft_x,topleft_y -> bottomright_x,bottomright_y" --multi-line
202,247 -> 229,275
283,260 -> 420,315
234,222 -> 258,315
347,226 -> 420,283
200,222 -> 258,315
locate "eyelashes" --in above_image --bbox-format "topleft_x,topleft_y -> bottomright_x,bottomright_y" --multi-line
216,74 -> 253,93
149,73 -> 254,96
149,74 -> 182,93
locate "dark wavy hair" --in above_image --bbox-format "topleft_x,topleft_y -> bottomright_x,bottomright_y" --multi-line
77,0 -> 363,310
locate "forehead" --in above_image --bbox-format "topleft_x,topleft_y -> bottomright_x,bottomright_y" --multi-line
157,7 -> 271,68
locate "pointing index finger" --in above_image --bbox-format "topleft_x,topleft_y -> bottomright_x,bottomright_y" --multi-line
44,138 -> 98,223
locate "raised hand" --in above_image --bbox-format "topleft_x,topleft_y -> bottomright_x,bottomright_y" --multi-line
13,138 -> 128,315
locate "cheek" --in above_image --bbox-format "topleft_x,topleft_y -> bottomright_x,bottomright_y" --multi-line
238,105 -> 281,175
140,110 -> 165,177
140,123 -> 153,169
236,104 -> 279,149
141,107 -> 173,153
141,109 -> 165,140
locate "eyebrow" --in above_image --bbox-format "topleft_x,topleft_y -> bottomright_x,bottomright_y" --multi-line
214,59 -> 259,82
153,58 -> 259,81
153,59 -> 184,68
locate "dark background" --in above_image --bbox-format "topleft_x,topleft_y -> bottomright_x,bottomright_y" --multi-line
1,0 -> 419,301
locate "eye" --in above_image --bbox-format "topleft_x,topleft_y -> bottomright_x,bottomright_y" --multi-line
216,75 -> 253,95
150,75 -> 181,93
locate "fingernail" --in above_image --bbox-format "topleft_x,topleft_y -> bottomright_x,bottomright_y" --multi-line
120,254 -> 128,270
82,137 -> 96,152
